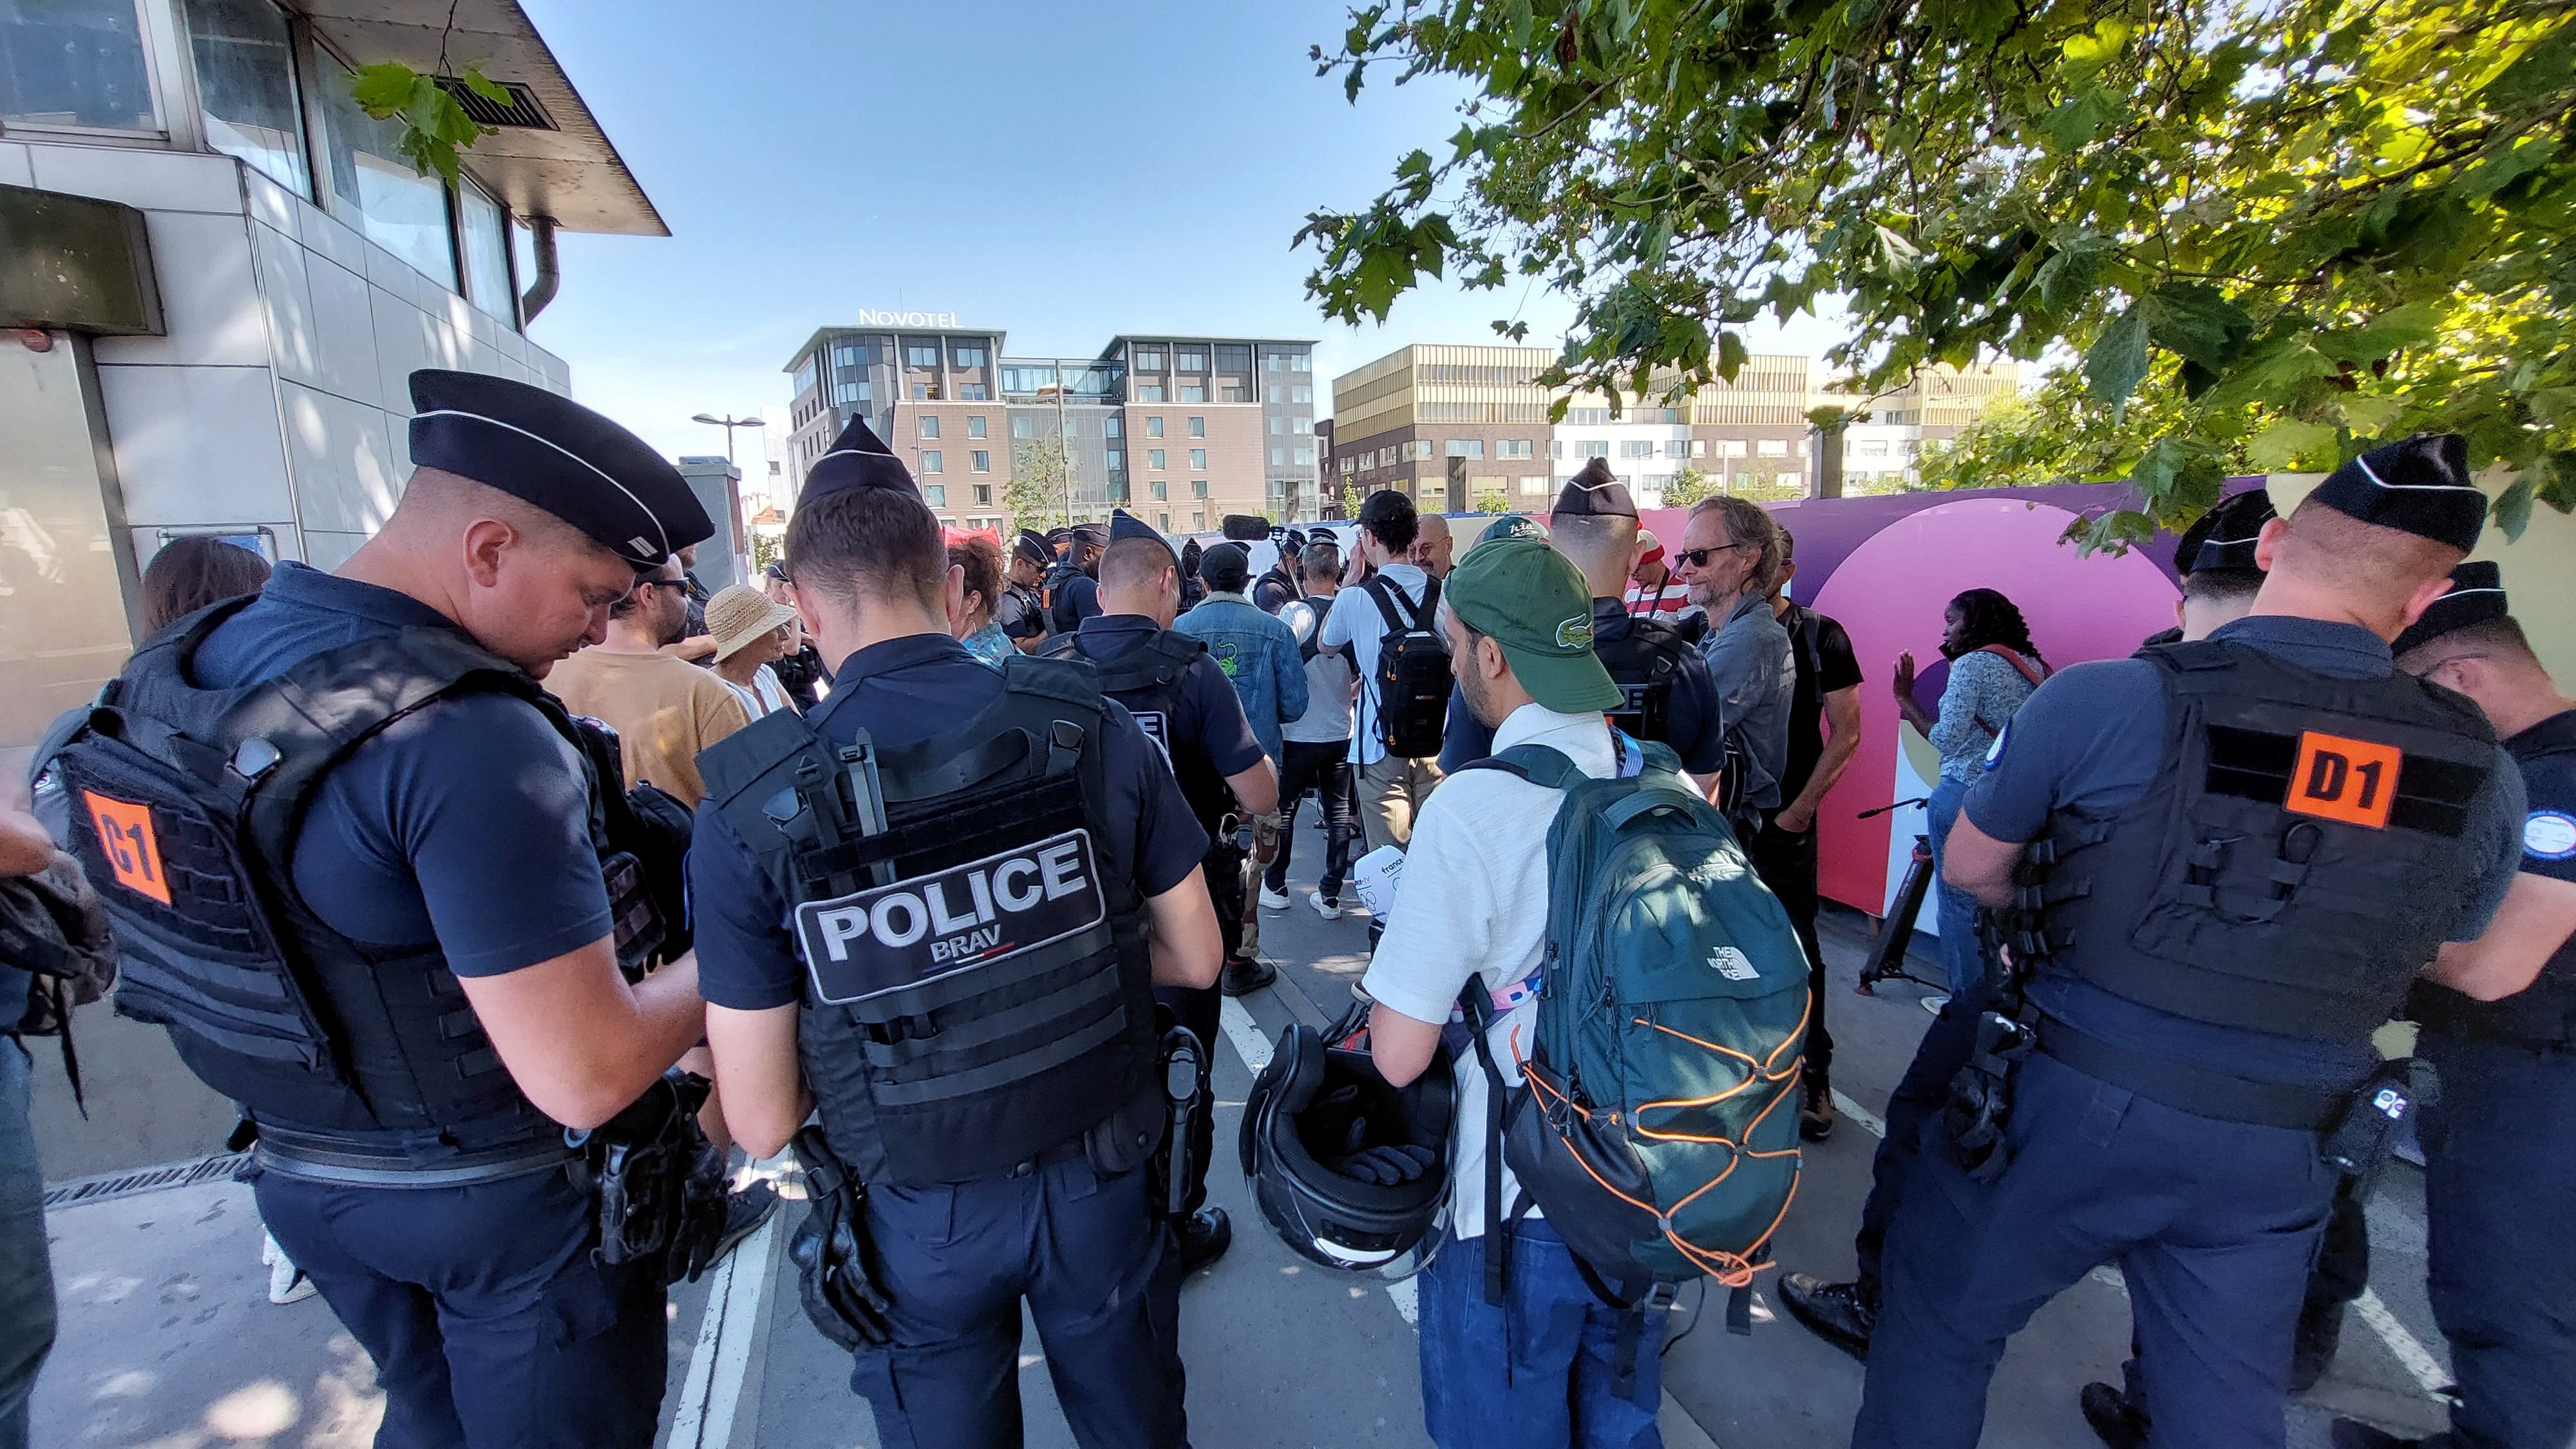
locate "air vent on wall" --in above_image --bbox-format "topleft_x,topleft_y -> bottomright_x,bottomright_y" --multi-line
433,75 -> 555,130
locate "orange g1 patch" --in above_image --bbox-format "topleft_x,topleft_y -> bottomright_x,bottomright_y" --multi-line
83,790 -> 171,904
2287,732 -> 2403,830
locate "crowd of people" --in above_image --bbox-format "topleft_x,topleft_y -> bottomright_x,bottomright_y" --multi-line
0,366 -> 2568,1449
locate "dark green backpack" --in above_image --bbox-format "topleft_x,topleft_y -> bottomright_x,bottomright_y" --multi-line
1461,738 -> 1809,1372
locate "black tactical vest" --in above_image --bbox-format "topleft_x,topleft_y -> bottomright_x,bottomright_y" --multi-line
2027,639 -> 2497,1043
1041,629 -> 1235,835
2407,714 -> 2576,1046
35,601 -> 640,1146
699,655 -> 1162,1186
1594,612 -> 1694,749
1042,563 -> 1088,636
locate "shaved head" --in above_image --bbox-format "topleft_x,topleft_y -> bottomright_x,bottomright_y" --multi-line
2258,499 -> 2465,639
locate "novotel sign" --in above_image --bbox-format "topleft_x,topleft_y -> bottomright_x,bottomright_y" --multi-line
851,308 -> 962,328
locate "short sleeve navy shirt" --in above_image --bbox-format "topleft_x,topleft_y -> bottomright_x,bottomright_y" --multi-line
690,632 -> 1211,1011
2506,710 -> 2576,889
189,563 -> 613,978
1438,600 -> 1727,776
1963,614 -> 2528,1090
1067,615 -> 1267,781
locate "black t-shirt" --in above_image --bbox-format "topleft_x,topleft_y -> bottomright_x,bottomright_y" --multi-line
1778,600 -> 1863,805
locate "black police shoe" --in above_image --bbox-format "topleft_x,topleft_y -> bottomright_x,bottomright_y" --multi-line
2329,1419 -> 2428,1449
1220,956 -> 1277,997
2078,1381 -> 2149,1449
1178,1206 -> 1233,1274
2291,1305 -> 2344,1393
708,1180 -> 781,1269
1777,1272 -> 1873,1359
1799,1080 -> 1835,1142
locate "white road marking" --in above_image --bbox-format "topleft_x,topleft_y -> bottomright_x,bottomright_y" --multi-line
1218,996 -> 1275,1074
1387,1276 -> 1419,1326
1832,1081 -> 2445,1398
670,1160 -> 790,1449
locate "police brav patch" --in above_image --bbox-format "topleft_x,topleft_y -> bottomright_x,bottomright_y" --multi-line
795,829 -> 1107,1005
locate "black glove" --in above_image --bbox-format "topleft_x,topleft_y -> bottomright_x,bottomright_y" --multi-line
672,1141 -> 731,1285
790,1127 -> 893,1350
1336,1143 -> 1436,1186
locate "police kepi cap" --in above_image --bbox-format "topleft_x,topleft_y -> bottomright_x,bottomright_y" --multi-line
2391,562 -> 2508,657
2306,434 -> 2485,553
799,415 -> 918,506
1069,522 -> 1110,550
1441,536 -> 1622,714
407,369 -> 711,569
1109,509 -> 1170,556
2179,488 -> 2278,575
1553,457 -> 1636,519
1014,530 -> 1052,567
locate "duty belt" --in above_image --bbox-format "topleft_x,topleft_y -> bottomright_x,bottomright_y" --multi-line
2034,1015 -> 2347,1133
252,1125 -> 573,1189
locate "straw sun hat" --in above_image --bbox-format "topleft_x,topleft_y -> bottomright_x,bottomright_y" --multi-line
705,583 -> 797,661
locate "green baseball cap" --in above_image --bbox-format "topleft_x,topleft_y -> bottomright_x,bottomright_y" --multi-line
1441,536 -> 1622,714
1478,513 -> 1548,544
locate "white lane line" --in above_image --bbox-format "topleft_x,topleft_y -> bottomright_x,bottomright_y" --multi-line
1831,1079 -> 2443,1398
670,1162 -> 790,1449
1218,995 -> 1714,1444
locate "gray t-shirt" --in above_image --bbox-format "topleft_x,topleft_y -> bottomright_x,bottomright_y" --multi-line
1280,596 -> 1357,745
1699,590 -> 1795,810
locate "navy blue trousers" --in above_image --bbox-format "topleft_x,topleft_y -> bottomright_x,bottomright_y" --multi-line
254,1164 -> 667,1449
1854,1052 -> 2338,1449
850,1154 -> 1187,1449
1851,969 -> 1992,1304
2420,1032 -> 2576,1449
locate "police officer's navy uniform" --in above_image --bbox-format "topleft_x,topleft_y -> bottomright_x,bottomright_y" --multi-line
39,371 -> 715,1449
1854,437 -> 2529,1449
1038,511 -> 1267,1240
687,430 -> 1209,1449
1043,524 -> 1110,636
996,531 -> 1052,647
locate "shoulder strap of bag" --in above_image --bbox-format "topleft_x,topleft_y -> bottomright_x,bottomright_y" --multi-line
1973,643 -> 2050,688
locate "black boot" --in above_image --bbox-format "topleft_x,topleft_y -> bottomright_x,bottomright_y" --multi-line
1177,1206 -> 1233,1275
2329,1419 -> 2427,1449
1220,956 -> 1276,997
2078,1382 -> 2150,1449
1777,1272 -> 1874,1359
2291,1303 -> 2345,1393
1799,1077 -> 1835,1142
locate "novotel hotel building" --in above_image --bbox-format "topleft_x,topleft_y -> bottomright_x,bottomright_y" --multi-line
784,319 -> 1321,535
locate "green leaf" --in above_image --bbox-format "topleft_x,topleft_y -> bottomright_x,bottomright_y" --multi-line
2141,282 -> 2253,372
2061,19 -> 2132,84
2316,299 -> 2442,365
349,62 -> 419,113
2336,395 -> 2405,434
2245,418 -> 2338,470
2492,477 -> 2536,540
2037,86 -> 2120,150
2085,303 -> 2150,407
1872,224 -> 1920,276
460,62 -> 511,106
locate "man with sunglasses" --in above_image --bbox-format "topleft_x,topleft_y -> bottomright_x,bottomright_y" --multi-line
547,556 -> 752,809
1673,496 -> 1794,829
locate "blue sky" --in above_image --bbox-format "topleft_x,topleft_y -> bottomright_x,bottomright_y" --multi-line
518,0 -> 1842,468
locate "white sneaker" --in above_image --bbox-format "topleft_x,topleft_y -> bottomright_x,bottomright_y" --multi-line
263,1233 -> 316,1305
1920,993 -> 1951,1016
1308,891 -> 1344,920
1259,886 -> 1290,910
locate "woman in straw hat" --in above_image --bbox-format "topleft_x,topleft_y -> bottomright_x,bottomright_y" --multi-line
704,582 -> 801,718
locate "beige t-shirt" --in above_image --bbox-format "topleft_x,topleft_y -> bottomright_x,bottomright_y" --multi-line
545,649 -> 751,808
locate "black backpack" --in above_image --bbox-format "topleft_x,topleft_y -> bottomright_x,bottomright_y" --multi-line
1363,575 -> 1449,761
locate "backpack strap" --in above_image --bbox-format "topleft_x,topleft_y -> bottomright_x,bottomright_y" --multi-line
1456,971 -> 1512,1308
1457,743 -> 1580,791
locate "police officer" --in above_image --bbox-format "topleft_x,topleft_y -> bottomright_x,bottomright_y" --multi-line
1852,435 -> 2530,1449
688,421 -> 1224,1449
42,370 -> 718,1449
2329,565 -> 2576,1449
1042,509 -> 1282,1273
997,530 -> 1051,653
1436,463 -> 1728,799
1045,522 -> 1111,635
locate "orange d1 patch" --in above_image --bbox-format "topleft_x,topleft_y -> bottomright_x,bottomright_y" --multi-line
83,790 -> 172,904
2287,732 -> 2403,830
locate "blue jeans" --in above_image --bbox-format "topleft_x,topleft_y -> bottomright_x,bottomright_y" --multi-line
1922,777 -> 1985,998
0,1041 -> 55,1449
1418,1220 -> 1664,1449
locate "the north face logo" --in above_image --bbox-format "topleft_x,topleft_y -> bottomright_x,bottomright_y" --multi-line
1707,946 -> 1757,981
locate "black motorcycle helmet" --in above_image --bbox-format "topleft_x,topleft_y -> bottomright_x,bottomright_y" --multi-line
1238,1023 -> 1455,1277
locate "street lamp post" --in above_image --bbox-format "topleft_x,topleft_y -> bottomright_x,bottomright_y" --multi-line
691,412 -> 765,466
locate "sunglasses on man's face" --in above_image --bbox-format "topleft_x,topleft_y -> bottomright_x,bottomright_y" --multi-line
1672,541 -> 1753,569
639,578 -> 689,594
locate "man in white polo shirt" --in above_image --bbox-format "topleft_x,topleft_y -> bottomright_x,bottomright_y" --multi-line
1360,535 -> 1660,1449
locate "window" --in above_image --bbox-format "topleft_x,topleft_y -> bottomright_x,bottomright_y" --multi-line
1269,417 -> 1283,435
1577,440 -> 1610,459
1444,440 -> 1483,459
1191,480 -> 1209,498
1294,447 -> 1314,466
1065,420 -> 1079,439
911,383 -> 930,399
967,416 -> 987,439
921,451 -> 943,473
1148,449 -> 1166,471
187,0 -> 309,194
1107,449 -> 1123,470
1856,439 -> 1889,457
1757,438 -> 1789,457
1712,439 -> 1748,458
1138,384 -> 1165,402
833,381 -> 866,405
1404,440 -> 1436,462
907,345 -> 940,368
1193,511 -> 1208,530
1267,356 -> 1282,372
1175,349 -> 1208,372
953,345 -> 987,368
1292,386 -> 1312,404
1179,384 -> 1206,403
919,417 -> 940,439
1012,416 -> 1033,439
1188,417 -> 1205,437
1380,446 -> 1397,466
1216,345 -> 1251,372
1271,448 -> 1285,466
974,483 -> 993,504
795,360 -> 819,398
456,180 -> 516,321
1189,448 -> 1207,469
1158,511 -> 1173,531
971,450 -> 990,471
1419,478 -> 1447,506
833,341 -> 872,368
2,0 -> 157,131
924,484 -> 947,506
1692,439 -> 1707,456
1519,476 -> 1549,497
1293,355 -> 1311,372
958,384 -> 988,401
1222,385 -> 1249,402
1294,417 -> 1312,435
319,53 -> 457,288
1150,480 -> 1168,500
1498,439 -> 1533,459
1135,348 -> 1166,371
1104,417 -> 1122,439
1268,386 -> 1283,404
1620,440 -> 1655,458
